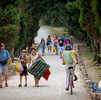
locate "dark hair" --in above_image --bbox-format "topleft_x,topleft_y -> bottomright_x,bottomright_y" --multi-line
65,45 -> 72,50
30,47 -> 36,52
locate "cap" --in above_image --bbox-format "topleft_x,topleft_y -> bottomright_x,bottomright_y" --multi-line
0,43 -> 5,47
65,44 -> 72,50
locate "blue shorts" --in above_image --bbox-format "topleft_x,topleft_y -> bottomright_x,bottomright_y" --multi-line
47,42 -> 52,47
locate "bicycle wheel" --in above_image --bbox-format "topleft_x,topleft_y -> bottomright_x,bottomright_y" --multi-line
70,74 -> 73,95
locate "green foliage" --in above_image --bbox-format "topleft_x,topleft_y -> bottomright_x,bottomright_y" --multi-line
0,0 -> 100,62
44,3 -> 68,27
65,1 -> 86,40
79,0 -> 101,39
98,54 -> 101,58
0,5 -> 20,50
48,26 -> 67,36
91,0 -> 101,34
79,0 -> 101,63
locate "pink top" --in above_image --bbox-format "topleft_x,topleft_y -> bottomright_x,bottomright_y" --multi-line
54,38 -> 58,46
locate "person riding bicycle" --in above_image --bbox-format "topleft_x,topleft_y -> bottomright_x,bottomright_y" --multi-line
62,45 -> 78,91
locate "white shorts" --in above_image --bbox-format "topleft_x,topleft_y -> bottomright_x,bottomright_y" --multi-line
59,46 -> 64,53
0,66 -> 8,75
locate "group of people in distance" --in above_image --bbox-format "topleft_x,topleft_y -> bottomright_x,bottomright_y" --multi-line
40,34 -> 72,58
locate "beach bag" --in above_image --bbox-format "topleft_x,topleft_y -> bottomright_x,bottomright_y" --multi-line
53,48 -> 55,54
28,56 -> 50,80
63,51 -> 74,64
16,63 -> 24,74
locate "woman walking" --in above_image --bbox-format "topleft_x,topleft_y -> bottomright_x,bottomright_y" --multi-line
40,38 -> 45,56
29,47 -> 49,87
0,43 -> 11,88
53,36 -> 58,55
47,35 -> 52,54
30,47 -> 40,87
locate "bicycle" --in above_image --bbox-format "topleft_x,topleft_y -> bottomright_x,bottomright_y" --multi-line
68,66 -> 74,95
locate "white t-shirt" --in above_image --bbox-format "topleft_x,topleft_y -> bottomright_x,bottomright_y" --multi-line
27,53 -> 39,69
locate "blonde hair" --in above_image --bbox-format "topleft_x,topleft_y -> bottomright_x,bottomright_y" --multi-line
30,47 -> 36,52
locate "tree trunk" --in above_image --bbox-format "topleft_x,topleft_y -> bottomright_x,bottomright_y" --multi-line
96,40 -> 101,64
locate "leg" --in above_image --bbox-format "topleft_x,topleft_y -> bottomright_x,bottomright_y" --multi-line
65,67 -> 69,90
34,77 -> 39,87
24,75 -> 27,87
41,46 -> 44,56
60,52 -> 62,57
42,46 -> 45,56
43,47 -> 45,55
49,46 -> 50,52
50,46 -> 52,52
56,48 -> 58,55
59,47 -> 63,58
19,75 -> 22,87
73,67 -> 77,81
47,43 -> 49,53
0,67 -> 2,87
5,74 -> 8,87
3,66 -> 8,87
0,72 -> 2,88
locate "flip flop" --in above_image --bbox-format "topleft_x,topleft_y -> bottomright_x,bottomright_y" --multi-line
5,83 -> 8,87
0,85 -> 2,88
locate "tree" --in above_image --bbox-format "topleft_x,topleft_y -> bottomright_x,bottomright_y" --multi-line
0,5 -> 20,55
79,0 -> 101,63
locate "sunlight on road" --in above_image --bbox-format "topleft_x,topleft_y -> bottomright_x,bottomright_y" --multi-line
35,26 -> 50,43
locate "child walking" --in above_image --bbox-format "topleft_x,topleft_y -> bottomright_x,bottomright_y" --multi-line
40,38 -> 45,56
30,47 -> 45,87
18,49 -> 28,87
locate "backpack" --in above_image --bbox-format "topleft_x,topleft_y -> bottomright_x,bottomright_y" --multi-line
63,51 -> 74,64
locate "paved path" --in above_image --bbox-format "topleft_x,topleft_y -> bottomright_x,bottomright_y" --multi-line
0,53 -> 91,100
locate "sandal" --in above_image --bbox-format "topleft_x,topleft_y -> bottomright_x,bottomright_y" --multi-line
0,85 -> 2,88
5,83 -> 8,87
35,84 -> 39,87
65,87 -> 69,91
18,84 -> 22,87
24,84 -> 27,87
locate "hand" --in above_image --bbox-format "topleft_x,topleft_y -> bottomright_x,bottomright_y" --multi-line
62,62 -> 65,65
28,63 -> 30,68
76,62 -> 78,64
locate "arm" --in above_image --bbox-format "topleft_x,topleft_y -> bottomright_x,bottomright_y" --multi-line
62,53 -> 65,65
73,51 -> 78,64
6,50 -> 12,64
38,53 -> 46,62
